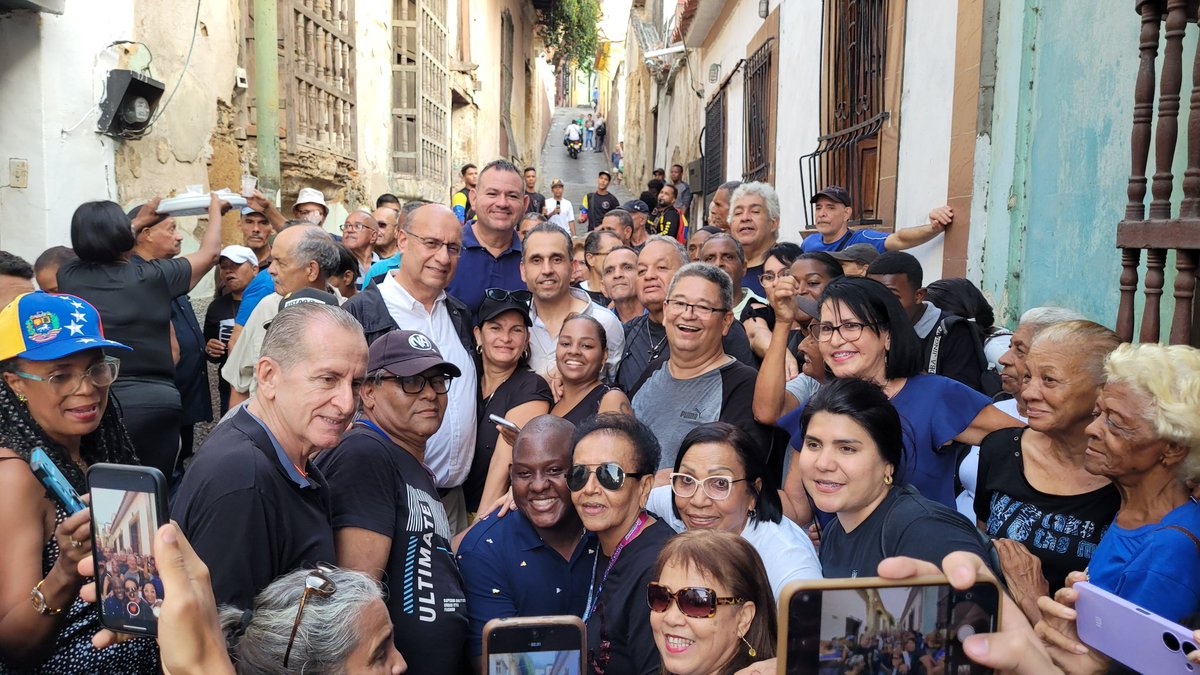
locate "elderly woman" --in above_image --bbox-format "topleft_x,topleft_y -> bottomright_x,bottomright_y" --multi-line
58,195 -> 225,479
649,530 -> 776,674
645,423 -> 821,598
796,378 -> 992,577
466,290 -> 552,516
570,413 -> 673,674
975,321 -> 1122,614
629,263 -> 769,474
0,292 -> 158,671
552,314 -> 629,424
779,278 -> 1022,520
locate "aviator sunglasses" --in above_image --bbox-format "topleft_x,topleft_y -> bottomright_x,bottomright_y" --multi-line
646,582 -> 747,619
567,462 -> 649,492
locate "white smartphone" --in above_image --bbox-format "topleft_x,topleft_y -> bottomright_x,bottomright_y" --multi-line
1074,581 -> 1197,673
489,414 -> 522,434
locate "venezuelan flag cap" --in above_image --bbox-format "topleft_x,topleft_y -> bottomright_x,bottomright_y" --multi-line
0,292 -> 131,362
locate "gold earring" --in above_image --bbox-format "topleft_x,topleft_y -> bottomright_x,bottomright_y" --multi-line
739,634 -> 757,658
883,474 -> 893,486
16,393 -> 26,404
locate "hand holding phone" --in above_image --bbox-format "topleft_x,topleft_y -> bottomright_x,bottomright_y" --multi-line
489,414 -> 522,434
1074,581 -> 1198,673
31,447 -> 86,515
483,616 -> 584,675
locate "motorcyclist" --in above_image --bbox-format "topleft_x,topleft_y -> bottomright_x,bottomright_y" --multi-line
565,120 -> 583,146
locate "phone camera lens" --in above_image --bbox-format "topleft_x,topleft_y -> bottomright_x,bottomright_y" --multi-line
1164,632 -> 1182,652
1184,641 -> 1198,655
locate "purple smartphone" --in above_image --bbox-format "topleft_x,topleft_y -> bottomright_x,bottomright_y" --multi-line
1074,581 -> 1197,674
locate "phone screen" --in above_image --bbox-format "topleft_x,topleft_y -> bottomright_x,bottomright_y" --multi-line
784,582 -> 999,675
486,622 -> 583,675
89,469 -> 168,636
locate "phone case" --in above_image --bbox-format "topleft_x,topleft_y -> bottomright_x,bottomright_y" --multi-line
1074,581 -> 1197,673
483,615 -> 585,674
30,448 -> 86,514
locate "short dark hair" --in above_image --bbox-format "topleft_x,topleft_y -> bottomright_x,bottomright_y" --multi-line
718,180 -> 742,195
659,184 -> 677,199
925,278 -> 995,330
70,201 -> 136,263
818,277 -> 922,379
601,209 -> 633,233
799,378 -> 906,480
796,252 -> 844,279
764,241 -> 803,269
401,200 -> 431,217
653,167 -> 666,176
673,422 -> 783,524
375,193 -> 400,209
701,233 -> 745,267
867,251 -> 924,289
0,251 -> 34,279
34,246 -> 75,274
524,166 -> 537,175
460,163 -> 477,176
522,221 -> 572,257
648,178 -> 665,191
479,159 -> 521,182
572,413 -> 661,476
333,243 -> 357,277
584,229 -> 622,257
697,225 -> 722,236
671,163 -> 684,172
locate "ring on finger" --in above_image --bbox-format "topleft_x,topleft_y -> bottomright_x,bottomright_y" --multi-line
70,539 -> 83,548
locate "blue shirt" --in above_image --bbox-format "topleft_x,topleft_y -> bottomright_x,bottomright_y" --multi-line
363,254 -> 401,288
234,268 -> 274,326
1088,498 -> 1200,623
801,228 -> 889,254
780,374 -> 991,509
456,509 -> 598,656
246,409 -> 311,488
446,223 -> 524,316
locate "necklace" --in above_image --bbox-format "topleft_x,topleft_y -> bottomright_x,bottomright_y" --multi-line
645,319 -> 668,359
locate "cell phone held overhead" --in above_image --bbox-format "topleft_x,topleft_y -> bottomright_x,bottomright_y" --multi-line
30,447 -> 86,515
87,464 -> 170,637
777,575 -> 1001,675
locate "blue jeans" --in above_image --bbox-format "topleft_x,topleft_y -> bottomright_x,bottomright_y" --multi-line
585,129 -> 594,149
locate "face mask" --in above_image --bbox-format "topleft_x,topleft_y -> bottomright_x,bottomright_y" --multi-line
301,211 -> 323,225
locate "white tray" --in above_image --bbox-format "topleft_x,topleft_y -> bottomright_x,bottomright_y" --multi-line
156,191 -> 246,217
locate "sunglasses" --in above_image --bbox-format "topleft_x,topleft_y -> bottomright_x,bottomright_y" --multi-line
646,582 -> 746,619
283,563 -> 338,668
485,288 -> 533,304
567,462 -> 648,492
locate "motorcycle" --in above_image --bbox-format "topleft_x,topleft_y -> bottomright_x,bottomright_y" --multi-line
567,138 -> 582,159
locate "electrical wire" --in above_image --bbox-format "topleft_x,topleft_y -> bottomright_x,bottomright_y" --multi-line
144,0 -> 202,131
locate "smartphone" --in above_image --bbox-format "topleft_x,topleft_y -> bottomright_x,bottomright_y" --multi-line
30,448 -> 86,515
87,464 -> 170,636
1074,581 -> 1197,673
778,576 -> 1001,675
483,616 -> 585,675
489,414 -> 522,434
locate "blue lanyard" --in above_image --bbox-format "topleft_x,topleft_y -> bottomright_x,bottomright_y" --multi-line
583,511 -> 649,622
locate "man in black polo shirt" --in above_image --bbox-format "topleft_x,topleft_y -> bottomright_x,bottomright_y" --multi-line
172,303 -> 368,608
316,329 -> 470,675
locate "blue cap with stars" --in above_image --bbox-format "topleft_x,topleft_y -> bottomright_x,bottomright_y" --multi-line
0,291 -> 131,361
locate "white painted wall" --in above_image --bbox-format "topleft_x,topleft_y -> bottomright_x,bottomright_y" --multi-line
0,3 -> 133,263
356,0 -> 396,200
893,0 -> 959,281
775,0 -> 822,240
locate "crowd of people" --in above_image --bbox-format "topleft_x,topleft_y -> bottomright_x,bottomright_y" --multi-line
0,156 -> 1197,675
96,550 -> 163,626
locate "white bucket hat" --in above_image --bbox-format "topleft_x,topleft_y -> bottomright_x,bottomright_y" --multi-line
293,187 -> 329,216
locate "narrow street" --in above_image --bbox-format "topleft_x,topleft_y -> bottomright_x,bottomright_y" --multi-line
538,105 -> 635,235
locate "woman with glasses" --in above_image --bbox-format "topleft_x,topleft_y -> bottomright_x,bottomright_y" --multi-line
0,292 -> 159,672
795,378 -> 991,579
569,413 -> 673,674
778,278 -> 1022,524
552,314 -> 629,425
645,422 -> 820,599
648,530 -> 775,675
465,290 -> 552,515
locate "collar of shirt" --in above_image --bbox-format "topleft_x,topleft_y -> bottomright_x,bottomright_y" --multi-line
528,287 -> 594,326
244,408 -> 312,488
379,268 -> 448,313
912,300 -> 943,339
504,510 -> 596,561
462,221 -> 522,256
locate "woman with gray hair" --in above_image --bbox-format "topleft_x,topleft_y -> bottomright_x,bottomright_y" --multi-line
221,565 -> 407,674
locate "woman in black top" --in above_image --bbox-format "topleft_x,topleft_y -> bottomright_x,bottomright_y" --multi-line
57,195 -> 225,479
794,379 -> 991,579
467,291 -> 552,515
552,314 -> 628,426
570,414 -> 673,674
975,320 -> 1121,616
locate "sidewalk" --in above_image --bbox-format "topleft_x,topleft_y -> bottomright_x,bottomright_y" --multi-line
538,106 -> 634,236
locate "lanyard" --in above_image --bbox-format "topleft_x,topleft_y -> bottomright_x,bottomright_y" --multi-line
583,511 -> 649,622
355,419 -> 390,440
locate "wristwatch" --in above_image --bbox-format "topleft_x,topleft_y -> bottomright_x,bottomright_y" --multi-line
30,579 -> 64,616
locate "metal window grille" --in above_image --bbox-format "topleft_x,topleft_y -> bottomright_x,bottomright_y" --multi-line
392,0 -> 449,184
703,89 -> 726,196
743,40 -> 773,182
800,0 -> 889,227
282,0 -> 357,160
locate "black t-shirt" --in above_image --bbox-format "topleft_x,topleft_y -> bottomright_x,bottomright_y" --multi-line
586,192 -> 621,230
586,519 -> 674,675
316,426 -> 470,675
615,315 -> 757,395
58,257 -> 192,381
526,191 -> 546,216
975,428 -> 1119,590
203,293 -> 241,401
920,315 -> 989,393
171,409 -> 336,608
651,207 -> 685,240
561,384 -> 613,427
820,485 -> 988,579
466,369 -> 552,511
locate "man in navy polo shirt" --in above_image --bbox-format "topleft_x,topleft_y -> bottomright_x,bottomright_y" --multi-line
802,185 -> 954,255
448,159 -> 529,316
457,416 -> 597,666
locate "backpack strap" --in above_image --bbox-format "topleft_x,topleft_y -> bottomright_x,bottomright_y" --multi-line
1158,525 -> 1200,558
832,230 -> 855,252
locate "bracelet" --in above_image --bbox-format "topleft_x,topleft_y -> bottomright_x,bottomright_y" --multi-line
30,578 -> 65,616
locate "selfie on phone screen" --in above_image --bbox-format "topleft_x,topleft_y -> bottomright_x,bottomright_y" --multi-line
91,485 -> 165,634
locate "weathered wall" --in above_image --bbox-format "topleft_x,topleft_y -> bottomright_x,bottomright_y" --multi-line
774,0 -> 822,238
355,0 -> 397,202
621,9 -> 656,195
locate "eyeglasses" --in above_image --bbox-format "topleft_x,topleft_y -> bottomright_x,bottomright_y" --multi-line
567,462 -> 649,492
669,473 -> 747,501
15,357 -> 121,396
663,299 -> 728,319
813,320 -> 877,343
484,288 -> 533,304
283,563 -> 338,668
340,221 -> 376,233
759,269 -> 793,284
646,582 -> 746,619
375,373 -> 452,395
404,229 -> 462,257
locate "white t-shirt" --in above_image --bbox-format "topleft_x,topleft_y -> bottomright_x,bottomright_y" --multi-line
647,486 -> 822,599
955,397 -> 1026,521
543,198 -> 575,234
565,124 -> 582,141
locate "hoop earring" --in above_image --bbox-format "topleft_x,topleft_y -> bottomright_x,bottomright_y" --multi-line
476,345 -> 482,354
883,474 -> 893,486
740,634 -> 757,658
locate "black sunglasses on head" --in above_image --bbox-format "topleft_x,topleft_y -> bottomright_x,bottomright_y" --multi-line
567,462 -> 648,492
485,288 -> 533,304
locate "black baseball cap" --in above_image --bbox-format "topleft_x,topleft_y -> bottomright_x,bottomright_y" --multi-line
477,293 -> 532,327
368,330 -> 461,377
621,199 -> 650,214
810,186 -> 852,207
599,170 -> 612,180
829,243 -> 880,266
278,288 -> 339,311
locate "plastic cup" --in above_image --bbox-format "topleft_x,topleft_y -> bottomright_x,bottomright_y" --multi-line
241,175 -> 257,198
